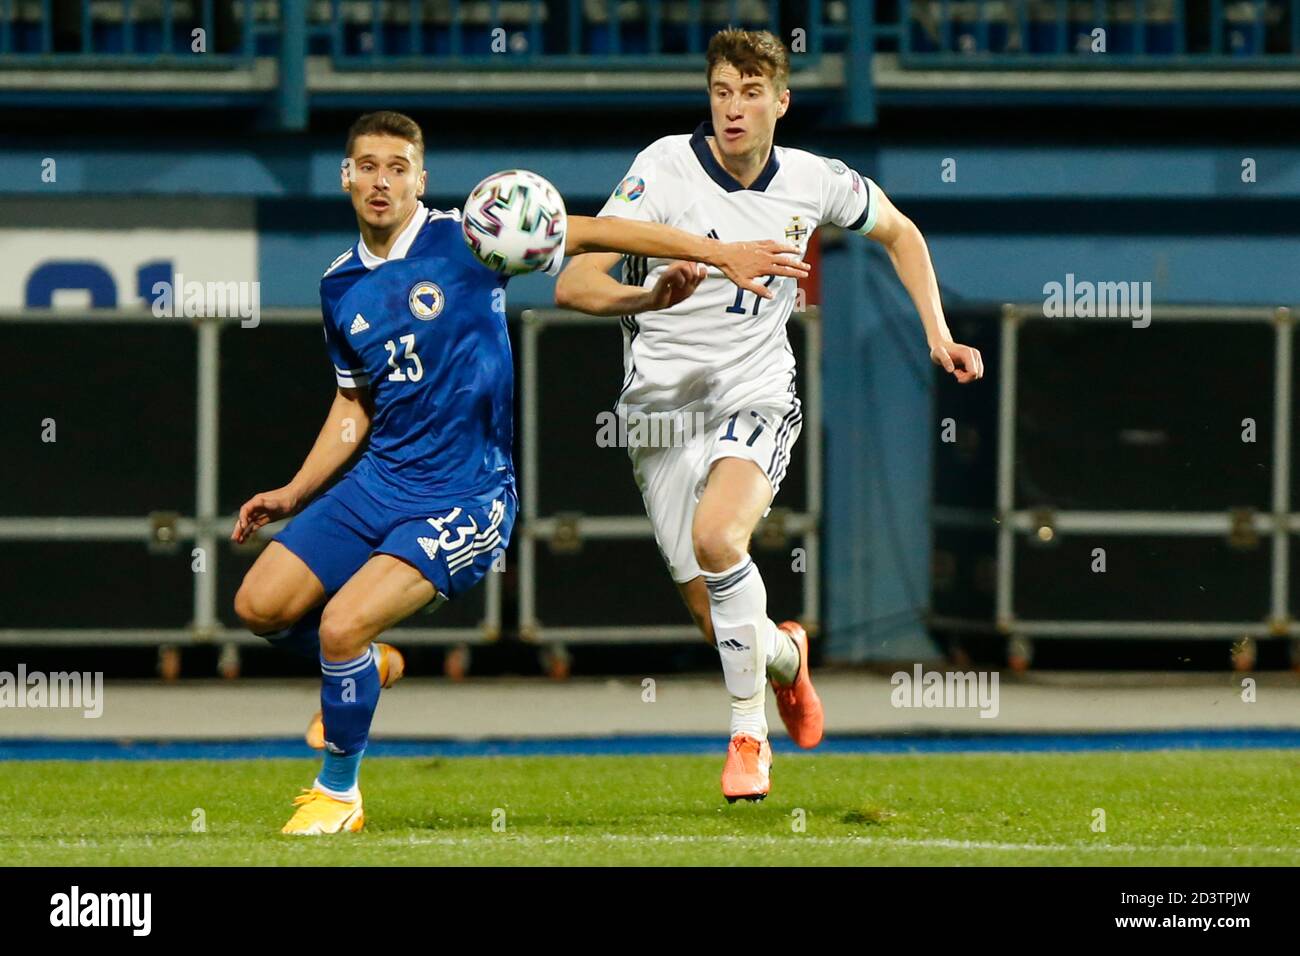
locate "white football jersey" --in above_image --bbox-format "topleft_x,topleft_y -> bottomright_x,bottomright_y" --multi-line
596,121 -> 882,420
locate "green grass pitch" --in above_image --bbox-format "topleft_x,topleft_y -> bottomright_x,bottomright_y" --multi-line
2,750 -> 1297,865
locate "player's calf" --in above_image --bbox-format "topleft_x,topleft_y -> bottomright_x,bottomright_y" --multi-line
676,577 -> 715,645
297,644 -> 384,813
306,642 -> 404,750
704,556 -> 778,743
294,552 -> 445,812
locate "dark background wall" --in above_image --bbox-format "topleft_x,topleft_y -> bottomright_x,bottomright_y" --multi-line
3,97 -> 1298,671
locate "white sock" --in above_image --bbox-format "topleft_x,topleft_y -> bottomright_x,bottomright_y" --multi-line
313,778 -> 360,802
768,624 -> 800,685
730,684 -> 768,739
703,555 -> 798,682
703,556 -> 774,739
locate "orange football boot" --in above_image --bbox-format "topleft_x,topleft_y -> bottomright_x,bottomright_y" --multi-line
281,787 -> 364,835
771,621 -> 824,749
721,733 -> 772,803
306,642 -> 405,750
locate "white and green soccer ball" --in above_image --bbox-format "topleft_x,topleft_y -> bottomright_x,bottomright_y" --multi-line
461,169 -> 567,276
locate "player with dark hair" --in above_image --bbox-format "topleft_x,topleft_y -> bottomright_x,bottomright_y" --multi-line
231,110 -> 809,835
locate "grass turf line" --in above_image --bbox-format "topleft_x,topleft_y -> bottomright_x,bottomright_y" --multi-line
1,750 -> 1296,866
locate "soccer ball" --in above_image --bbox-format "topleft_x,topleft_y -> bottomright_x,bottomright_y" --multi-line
461,169 -> 567,276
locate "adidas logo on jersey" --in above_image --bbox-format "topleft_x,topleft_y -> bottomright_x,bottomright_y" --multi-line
719,638 -> 749,652
350,313 -> 370,335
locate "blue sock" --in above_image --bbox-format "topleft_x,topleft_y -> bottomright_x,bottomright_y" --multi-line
317,751 -> 364,798
317,646 -> 381,797
259,607 -> 322,660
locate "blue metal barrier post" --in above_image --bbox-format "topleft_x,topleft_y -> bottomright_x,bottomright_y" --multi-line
846,0 -> 877,125
278,0 -> 308,130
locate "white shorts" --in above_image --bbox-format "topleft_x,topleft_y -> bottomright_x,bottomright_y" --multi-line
627,398 -> 802,583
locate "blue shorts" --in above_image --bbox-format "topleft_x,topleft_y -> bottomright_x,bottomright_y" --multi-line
274,473 -> 516,603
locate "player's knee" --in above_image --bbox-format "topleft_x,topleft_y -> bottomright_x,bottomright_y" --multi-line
693,523 -> 746,573
318,608 -> 371,660
234,583 -> 292,635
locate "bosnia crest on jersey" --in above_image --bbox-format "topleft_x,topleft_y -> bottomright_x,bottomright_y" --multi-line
408,281 -> 445,320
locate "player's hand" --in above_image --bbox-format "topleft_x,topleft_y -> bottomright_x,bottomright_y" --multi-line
713,239 -> 811,299
231,486 -> 303,544
931,340 -> 984,384
647,261 -> 708,310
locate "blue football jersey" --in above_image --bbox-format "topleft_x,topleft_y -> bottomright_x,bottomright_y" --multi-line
318,202 -> 562,508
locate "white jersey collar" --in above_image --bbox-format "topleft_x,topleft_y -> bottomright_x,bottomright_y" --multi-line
357,201 -> 426,269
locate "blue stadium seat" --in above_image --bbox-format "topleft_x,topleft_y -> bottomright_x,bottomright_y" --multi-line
1224,1 -> 1267,56
1065,2 -> 1178,56
324,0 -> 543,59
93,22 -> 125,53
585,24 -> 652,55
583,0 -> 774,56
1026,0 -> 1068,52
911,1 -> 1014,54
1,0 -> 1291,64
0,0 -> 268,57
14,23 -> 42,54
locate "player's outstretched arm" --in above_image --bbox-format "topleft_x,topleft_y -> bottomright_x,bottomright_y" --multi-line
230,386 -> 373,543
557,253 -> 710,316
565,214 -> 809,297
864,186 -> 984,384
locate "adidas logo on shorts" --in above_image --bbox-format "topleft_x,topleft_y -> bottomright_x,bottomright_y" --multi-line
350,313 -> 370,335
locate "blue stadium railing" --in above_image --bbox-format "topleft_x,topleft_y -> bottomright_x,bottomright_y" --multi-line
0,0 -> 263,65
316,0 -> 825,67
0,0 -> 831,63
1,0 -> 1297,126
901,0 -> 1300,65
5,0 -> 1297,63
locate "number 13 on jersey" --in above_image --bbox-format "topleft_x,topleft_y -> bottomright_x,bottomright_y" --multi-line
385,334 -> 423,382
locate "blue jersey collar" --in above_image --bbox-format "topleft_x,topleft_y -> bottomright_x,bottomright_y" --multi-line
690,121 -> 780,193
357,201 -> 427,269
